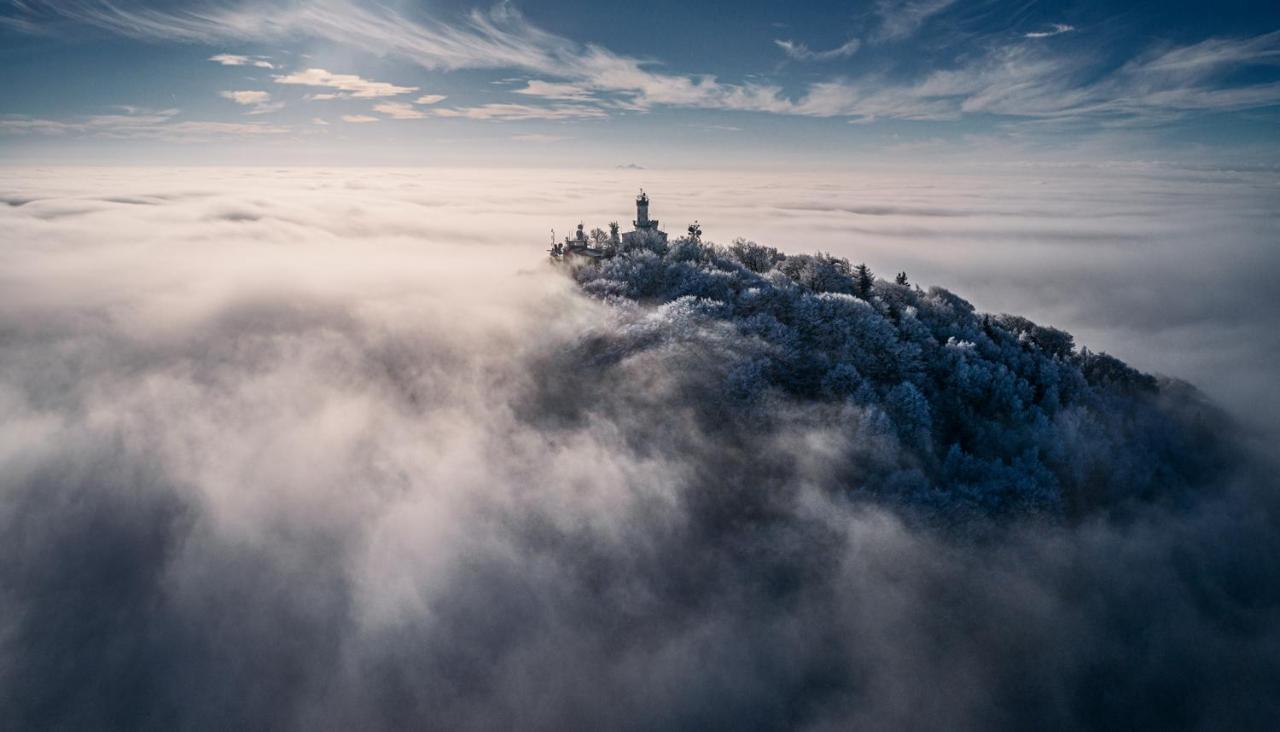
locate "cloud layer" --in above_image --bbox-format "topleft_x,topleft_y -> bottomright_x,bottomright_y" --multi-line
0,168 -> 1278,729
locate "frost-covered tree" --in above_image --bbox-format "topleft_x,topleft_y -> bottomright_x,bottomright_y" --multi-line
563,236 -> 1231,519
778,253 -> 854,294
728,238 -> 784,274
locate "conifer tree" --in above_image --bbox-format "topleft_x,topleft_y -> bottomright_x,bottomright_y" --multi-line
854,263 -> 874,298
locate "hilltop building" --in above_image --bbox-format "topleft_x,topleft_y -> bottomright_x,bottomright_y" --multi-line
621,190 -> 667,249
550,190 -> 676,262
551,222 -> 607,260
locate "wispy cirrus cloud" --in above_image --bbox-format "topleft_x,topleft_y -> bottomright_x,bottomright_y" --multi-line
340,114 -> 378,123
8,0 -> 565,72
1025,24 -> 1076,39
274,68 -> 416,98
431,103 -> 607,121
874,0 -> 956,41
774,38 -> 861,62
1,0 -> 785,117
415,94 -> 447,104
1133,30 -> 1280,74
4,0 -> 1280,130
787,33 -> 1280,123
210,53 -> 273,68
0,107 -> 288,139
513,80 -> 596,101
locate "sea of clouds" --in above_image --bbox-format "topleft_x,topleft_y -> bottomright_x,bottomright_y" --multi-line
1,166 -> 1278,729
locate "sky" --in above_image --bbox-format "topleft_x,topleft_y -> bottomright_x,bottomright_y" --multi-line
1,0 -> 1279,166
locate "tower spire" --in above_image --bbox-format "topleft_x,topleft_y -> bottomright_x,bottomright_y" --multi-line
622,189 -> 667,250
635,188 -> 650,228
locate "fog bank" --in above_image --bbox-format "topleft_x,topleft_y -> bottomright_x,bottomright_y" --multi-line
1,167 -> 1277,730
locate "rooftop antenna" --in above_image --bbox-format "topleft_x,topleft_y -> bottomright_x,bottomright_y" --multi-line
548,228 -> 566,259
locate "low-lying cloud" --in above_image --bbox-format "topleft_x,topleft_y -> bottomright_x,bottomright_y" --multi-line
0,167 -> 1277,729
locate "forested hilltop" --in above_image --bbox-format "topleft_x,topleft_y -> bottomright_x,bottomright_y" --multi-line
546,235 -> 1230,520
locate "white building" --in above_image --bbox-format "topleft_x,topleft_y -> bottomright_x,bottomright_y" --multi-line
621,190 -> 667,249
550,191 -> 673,263
557,222 -> 606,260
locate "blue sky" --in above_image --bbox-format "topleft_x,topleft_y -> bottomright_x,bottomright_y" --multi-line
1,0 -> 1278,166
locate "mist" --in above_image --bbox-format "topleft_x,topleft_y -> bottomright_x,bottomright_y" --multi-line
2,166 -> 1278,730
